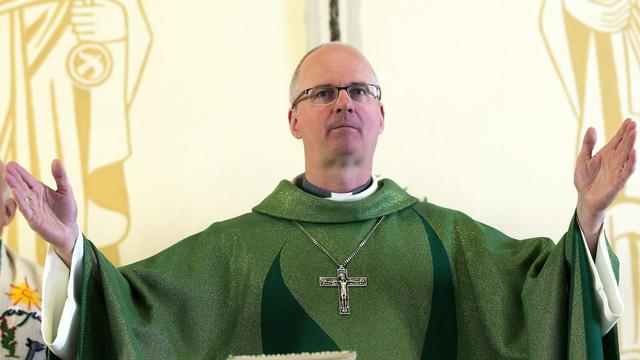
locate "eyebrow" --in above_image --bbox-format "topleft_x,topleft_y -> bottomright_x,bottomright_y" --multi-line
309,82 -> 370,88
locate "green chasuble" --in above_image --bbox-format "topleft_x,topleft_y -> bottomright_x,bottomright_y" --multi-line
63,179 -> 620,359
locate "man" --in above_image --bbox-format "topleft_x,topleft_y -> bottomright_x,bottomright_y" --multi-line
0,160 -> 46,359
4,43 -> 638,359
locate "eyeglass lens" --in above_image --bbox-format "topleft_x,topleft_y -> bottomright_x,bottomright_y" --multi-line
308,85 -> 378,105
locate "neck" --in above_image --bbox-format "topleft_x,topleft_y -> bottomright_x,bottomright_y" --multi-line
304,164 -> 372,193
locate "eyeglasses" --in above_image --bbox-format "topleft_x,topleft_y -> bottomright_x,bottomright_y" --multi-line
291,83 -> 382,108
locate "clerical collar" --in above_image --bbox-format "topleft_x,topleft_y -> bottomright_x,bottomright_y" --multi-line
295,174 -> 378,202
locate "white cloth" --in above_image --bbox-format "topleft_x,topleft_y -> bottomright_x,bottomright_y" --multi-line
0,241 -> 46,359
586,230 -> 623,334
41,233 -> 83,360
324,175 -> 379,201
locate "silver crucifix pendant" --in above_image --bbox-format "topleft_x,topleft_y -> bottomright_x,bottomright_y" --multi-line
319,266 -> 367,315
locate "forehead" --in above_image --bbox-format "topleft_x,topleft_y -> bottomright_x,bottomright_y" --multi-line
298,45 -> 376,89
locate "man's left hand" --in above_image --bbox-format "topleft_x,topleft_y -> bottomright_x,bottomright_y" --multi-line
575,118 -> 637,257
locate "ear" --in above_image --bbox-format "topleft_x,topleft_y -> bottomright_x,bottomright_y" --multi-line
288,108 -> 303,139
378,103 -> 385,134
2,198 -> 16,227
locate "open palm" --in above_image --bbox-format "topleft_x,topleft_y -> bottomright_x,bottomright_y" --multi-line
575,118 -> 636,236
4,160 -> 78,265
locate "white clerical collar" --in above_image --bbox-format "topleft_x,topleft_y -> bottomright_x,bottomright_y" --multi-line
295,174 -> 379,202
327,177 -> 379,202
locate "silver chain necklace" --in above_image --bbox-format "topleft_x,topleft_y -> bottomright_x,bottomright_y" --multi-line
293,215 -> 386,315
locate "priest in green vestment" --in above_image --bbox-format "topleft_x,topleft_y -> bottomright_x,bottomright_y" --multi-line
4,43 -> 638,359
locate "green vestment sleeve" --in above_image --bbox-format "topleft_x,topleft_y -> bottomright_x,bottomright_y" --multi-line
412,203 -> 620,359
53,179 -> 620,359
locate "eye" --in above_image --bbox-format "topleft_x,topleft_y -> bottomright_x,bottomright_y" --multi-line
316,90 -> 333,98
309,88 -> 337,104
348,86 -> 370,101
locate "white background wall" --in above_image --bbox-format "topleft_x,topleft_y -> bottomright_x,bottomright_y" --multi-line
119,0 -> 579,263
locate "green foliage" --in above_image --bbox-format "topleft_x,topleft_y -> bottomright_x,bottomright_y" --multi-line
0,317 -> 17,357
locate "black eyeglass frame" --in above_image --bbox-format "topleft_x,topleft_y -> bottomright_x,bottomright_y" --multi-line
291,83 -> 382,108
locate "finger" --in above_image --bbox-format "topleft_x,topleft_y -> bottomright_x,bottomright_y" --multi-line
6,176 -> 34,220
620,149 -> 637,185
626,149 -> 637,175
4,171 -> 31,198
7,162 -> 39,190
5,162 -> 26,189
617,122 -> 637,163
609,118 -> 631,150
51,160 -> 73,195
579,127 -> 597,160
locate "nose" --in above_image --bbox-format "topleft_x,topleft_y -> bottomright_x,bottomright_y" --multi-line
335,88 -> 353,113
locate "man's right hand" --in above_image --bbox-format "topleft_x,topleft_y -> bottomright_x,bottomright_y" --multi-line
4,160 -> 79,267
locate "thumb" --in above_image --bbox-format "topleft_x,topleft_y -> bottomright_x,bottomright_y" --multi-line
579,127 -> 597,161
51,159 -> 73,195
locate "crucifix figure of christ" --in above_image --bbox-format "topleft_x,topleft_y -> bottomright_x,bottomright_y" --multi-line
319,266 -> 366,315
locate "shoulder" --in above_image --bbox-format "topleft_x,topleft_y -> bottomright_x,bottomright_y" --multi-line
125,211 -> 285,270
409,201 -> 484,243
410,201 -> 474,226
163,211 -> 278,251
409,201 -> 555,251
207,211 -> 281,233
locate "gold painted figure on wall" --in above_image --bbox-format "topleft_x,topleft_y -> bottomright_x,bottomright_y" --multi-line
541,0 -> 640,355
0,0 -> 152,265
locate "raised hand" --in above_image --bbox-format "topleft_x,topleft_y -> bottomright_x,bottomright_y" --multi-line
4,160 -> 79,267
575,118 -> 637,256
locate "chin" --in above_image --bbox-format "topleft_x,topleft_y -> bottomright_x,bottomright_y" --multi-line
325,147 -> 366,166
331,143 -> 361,156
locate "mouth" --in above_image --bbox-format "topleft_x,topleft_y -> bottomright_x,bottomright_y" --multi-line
329,120 -> 361,131
328,125 -> 361,136
331,125 -> 359,130
328,115 -> 361,133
